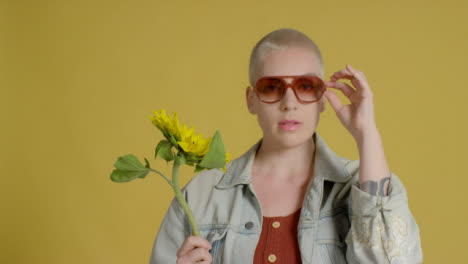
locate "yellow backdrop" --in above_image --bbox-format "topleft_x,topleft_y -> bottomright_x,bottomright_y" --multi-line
2,1 -> 467,263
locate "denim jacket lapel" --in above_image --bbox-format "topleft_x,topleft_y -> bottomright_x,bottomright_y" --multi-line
215,131 -> 352,189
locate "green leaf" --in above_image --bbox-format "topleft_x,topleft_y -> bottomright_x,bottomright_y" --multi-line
193,164 -> 206,173
198,130 -> 226,169
188,152 -> 201,162
110,169 -> 149,182
169,134 -> 178,148
155,140 -> 174,162
182,152 -> 200,167
110,154 -> 150,182
144,157 -> 150,169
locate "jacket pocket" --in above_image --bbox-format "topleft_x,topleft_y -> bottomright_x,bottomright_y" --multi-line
315,243 -> 347,264
315,207 -> 350,264
203,228 -> 228,264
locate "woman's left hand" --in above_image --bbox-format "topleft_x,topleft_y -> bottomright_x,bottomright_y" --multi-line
324,64 -> 378,141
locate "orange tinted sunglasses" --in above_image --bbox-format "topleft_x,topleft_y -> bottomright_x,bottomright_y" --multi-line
248,75 -> 326,104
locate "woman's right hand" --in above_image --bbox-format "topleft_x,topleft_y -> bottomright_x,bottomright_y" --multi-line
176,236 -> 212,264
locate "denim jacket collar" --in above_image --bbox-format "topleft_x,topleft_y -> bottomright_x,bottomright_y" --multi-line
215,131 -> 351,189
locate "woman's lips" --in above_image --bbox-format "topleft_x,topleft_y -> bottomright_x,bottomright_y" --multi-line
279,123 -> 301,131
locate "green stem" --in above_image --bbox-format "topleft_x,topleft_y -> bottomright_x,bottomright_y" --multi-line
172,154 -> 200,237
149,168 -> 172,186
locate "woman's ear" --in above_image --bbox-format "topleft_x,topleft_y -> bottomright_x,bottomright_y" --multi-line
246,86 -> 257,115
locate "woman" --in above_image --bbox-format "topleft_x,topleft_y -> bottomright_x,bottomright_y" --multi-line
150,28 -> 423,264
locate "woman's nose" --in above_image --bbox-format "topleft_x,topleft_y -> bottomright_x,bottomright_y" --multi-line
280,86 -> 299,109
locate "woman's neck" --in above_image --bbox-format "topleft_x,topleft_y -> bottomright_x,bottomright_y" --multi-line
253,135 -> 316,181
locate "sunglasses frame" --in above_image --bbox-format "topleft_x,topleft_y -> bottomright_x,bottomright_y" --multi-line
248,75 -> 327,104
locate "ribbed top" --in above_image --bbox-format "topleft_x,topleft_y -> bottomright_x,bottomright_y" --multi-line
253,207 -> 302,264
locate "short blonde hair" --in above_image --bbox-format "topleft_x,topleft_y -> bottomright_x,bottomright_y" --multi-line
248,28 -> 324,86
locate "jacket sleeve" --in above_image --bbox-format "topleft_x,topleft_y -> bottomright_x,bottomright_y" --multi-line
344,169 -> 423,264
149,195 -> 191,264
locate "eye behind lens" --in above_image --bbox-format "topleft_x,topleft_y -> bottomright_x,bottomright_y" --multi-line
296,78 -> 321,90
295,77 -> 324,101
255,78 -> 284,102
257,78 -> 284,92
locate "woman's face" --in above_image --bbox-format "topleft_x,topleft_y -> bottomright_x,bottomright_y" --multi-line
246,46 -> 326,148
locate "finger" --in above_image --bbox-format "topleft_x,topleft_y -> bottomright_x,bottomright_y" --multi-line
330,68 -> 353,81
346,64 -> 370,91
330,68 -> 358,84
324,90 -> 344,114
346,64 -> 367,82
325,81 -> 355,98
177,236 -> 212,258
187,247 -> 212,263
330,64 -> 369,92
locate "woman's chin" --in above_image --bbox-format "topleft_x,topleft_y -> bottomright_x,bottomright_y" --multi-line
274,133 -> 308,147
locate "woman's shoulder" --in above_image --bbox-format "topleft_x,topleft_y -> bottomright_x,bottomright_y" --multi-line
183,168 -> 226,192
180,168 -> 240,223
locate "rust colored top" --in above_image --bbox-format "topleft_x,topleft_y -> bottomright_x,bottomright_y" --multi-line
253,207 -> 302,264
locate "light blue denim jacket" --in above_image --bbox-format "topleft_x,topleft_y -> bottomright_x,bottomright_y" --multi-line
150,131 -> 423,263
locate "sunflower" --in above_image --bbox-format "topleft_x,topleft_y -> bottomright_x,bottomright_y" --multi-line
149,109 -> 231,166
177,124 -> 212,157
149,109 -> 181,142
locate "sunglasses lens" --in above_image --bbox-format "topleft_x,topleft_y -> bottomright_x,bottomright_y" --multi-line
256,78 -> 284,102
255,76 -> 325,103
294,77 -> 324,101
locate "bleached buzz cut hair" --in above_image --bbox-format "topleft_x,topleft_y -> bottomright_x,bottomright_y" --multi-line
248,28 -> 324,86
